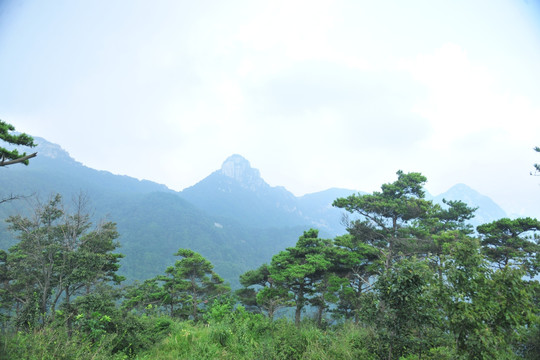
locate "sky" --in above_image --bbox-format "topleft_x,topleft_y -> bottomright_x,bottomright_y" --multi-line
0,0 -> 539,218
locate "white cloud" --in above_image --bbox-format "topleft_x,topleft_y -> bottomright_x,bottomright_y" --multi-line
1,0 -> 540,218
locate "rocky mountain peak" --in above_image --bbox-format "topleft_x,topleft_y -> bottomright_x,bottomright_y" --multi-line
5,135 -> 75,163
220,154 -> 266,190
32,137 -> 74,161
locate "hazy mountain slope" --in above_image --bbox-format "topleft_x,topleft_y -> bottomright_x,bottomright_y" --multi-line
0,137 -> 173,246
181,155 -> 308,228
432,183 -> 507,227
0,140 -> 308,286
0,137 -> 171,211
106,191 -> 305,287
297,188 -> 358,236
181,155 -> 354,235
0,138 -> 513,287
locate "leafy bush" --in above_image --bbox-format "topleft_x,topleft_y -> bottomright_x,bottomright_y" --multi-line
0,327 -> 118,360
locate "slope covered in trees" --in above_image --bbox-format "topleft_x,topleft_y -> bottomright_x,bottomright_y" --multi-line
1,168 -> 538,359
0,136 -> 510,289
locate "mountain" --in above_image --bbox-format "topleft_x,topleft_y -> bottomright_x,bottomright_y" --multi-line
106,191 -> 304,286
181,155 -> 304,228
0,137 -> 512,287
181,155 -> 352,235
180,155 -> 508,236
430,183 -> 507,227
297,188 -> 358,234
0,140 -> 306,286
0,137 -> 172,208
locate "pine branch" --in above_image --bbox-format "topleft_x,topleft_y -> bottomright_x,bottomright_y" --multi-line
0,152 -> 37,166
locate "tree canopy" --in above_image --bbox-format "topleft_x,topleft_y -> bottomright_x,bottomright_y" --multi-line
0,120 -> 37,167
333,170 -> 431,268
477,217 -> 540,277
1,168 -> 539,359
533,146 -> 540,176
2,193 -> 124,330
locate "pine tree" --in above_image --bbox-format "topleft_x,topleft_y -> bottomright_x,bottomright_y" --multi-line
0,120 -> 36,167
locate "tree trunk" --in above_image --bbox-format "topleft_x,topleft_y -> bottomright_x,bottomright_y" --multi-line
295,304 -> 302,327
295,285 -> 304,327
387,217 -> 398,270
191,276 -> 198,321
268,303 -> 275,321
65,288 -> 73,338
316,304 -> 324,327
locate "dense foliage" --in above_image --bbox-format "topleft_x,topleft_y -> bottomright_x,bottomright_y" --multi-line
0,148 -> 310,287
1,171 -> 539,359
533,146 -> 540,175
0,120 -> 36,167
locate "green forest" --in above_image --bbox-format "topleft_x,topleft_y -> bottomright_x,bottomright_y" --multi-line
1,122 -> 539,359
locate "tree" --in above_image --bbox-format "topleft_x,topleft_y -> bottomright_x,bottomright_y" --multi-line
269,229 -> 332,326
477,217 -> 540,277
0,120 -> 37,206
331,234 -> 379,324
375,257 -> 439,360
122,278 -> 165,315
532,146 -> 539,176
419,199 -> 476,238
441,236 -> 535,358
413,199 -> 477,285
0,120 -> 36,167
4,194 -> 65,328
304,241 -> 344,327
159,249 -> 229,321
236,263 -> 291,320
2,193 -> 124,330
333,170 -> 431,269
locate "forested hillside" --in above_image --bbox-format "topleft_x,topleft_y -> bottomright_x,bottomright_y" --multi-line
1,0 -> 539,357
0,139 -> 317,285
1,137 -> 509,287
2,130 -> 537,359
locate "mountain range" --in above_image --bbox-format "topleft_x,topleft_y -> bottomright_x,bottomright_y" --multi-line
0,137 -> 508,286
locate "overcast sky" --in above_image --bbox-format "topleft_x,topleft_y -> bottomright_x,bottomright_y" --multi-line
1,0 -> 539,218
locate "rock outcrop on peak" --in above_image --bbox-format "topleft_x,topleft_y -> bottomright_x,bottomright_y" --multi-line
181,154 -> 307,229
220,155 -> 266,191
9,136 -> 74,163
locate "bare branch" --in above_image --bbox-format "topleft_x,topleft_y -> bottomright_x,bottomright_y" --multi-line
0,192 -> 34,205
0,152 -> 37,167
0,194 -> 20,205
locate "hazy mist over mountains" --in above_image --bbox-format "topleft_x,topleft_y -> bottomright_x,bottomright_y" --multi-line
0,136 -> 510,285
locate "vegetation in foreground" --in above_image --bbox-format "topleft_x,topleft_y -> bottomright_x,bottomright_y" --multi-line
0,125 -> 539,359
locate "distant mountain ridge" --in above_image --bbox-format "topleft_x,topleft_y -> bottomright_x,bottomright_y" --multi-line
181,154 -> 508,234
181,155 -> 355,235
431,183 -> 507,227
181,155 -> 306,229
0,136 -> 173,215
0,136 -> 509,286
0,138 -> 305,286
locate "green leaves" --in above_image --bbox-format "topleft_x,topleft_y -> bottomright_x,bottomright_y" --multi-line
0,119 -> 37,166
375,257 -> 438,357
333,170 -> 431,269
1,193 -> 124,329
440,236 -> 535,358
157,249 -> 229,320
264,230 -> 335,325
477,217 -> 540,277
533,146 -> 540,175
237,263 -> 291,319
